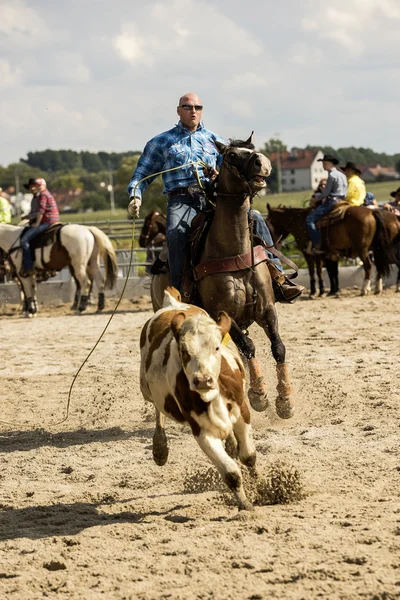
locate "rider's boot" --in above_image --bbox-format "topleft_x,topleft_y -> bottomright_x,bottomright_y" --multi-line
267,261 -> 305,304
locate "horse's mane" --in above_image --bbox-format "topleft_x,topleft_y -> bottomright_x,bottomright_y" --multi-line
228,139 -> 256,150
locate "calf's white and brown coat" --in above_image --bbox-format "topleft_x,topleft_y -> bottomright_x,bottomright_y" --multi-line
139,287 -> 256,510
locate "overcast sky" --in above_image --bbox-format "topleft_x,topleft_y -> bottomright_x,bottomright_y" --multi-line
1,0 -> 399,166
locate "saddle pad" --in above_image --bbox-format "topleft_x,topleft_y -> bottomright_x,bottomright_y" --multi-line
30,223 -> 64,250
317,202 -> 349,229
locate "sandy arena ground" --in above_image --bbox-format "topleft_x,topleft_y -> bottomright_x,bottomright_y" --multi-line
0,289 -> 399,600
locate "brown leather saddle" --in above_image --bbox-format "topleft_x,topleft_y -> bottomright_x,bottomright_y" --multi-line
181,211 -> 271,302
29,222 -> 64,250
317,202 -> 349,229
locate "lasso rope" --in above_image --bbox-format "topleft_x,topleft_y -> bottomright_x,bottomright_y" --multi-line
60,160 -> 208,423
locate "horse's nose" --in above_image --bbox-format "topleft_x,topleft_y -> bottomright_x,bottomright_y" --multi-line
255,158 -> 262,167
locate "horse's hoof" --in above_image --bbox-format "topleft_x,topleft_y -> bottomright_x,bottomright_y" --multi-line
248,388 -> 269,412
275,396 -> 295,419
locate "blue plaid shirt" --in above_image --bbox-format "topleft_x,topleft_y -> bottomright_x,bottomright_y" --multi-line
127,121 -> 225,199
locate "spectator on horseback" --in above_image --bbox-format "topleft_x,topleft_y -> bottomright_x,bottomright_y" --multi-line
364,192 -> 378,209
383,187 -> 400,217
19,178 -> 60,278
127,92 -> 303,302
309,178 -> 327,208
341,161 -> 366,206
306,154 -> 347,254
0,188 -> 12,224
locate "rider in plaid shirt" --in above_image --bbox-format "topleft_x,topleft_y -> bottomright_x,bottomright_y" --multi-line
19,178 -> 59,277
127,92 -> 303,302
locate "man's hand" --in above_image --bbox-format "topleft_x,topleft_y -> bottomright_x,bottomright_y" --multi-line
128,197 -> 142,218
203,166 -> 218,181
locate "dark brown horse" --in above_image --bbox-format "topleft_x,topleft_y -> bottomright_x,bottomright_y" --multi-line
267,205 -> 400,295
152,137 -> 294,420
266,205 -> 326,297
139,211 -> 166,271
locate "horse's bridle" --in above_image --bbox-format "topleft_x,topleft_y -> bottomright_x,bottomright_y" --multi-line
221,149 -> 262,198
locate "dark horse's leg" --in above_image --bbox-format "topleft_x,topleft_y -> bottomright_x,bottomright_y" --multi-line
316,255 -> 325,296
325,258 -> 339,296
259,304 -> 294,419
304,253 -> 316,297
229,321 -> 269,413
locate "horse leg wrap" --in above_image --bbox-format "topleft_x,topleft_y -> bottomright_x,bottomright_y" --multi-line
78,295 -> 89,313
247,357 -> 268,412
97,292 -> 105,311
275,363 -> 294,419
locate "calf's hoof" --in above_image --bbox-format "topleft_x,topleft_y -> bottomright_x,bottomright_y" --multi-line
238,499 -> 254,512
275,395 -> 295,419
248,389 -> 269,412
153,430 -> 169,466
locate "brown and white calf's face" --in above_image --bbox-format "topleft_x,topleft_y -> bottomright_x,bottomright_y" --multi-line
171,311 -> 231,402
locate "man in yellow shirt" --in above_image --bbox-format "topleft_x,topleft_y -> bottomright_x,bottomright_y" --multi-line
0,188 -> 12,224
341,162 -> 366,206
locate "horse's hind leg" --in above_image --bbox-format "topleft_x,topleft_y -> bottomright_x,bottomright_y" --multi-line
316,256 -> 325,296
260,305 -> 294,419
69,267 -> 80,310
359,252 -> 372,296
229,321 -> 268,412
71,263 -> 91,313
88,251 -> 105,312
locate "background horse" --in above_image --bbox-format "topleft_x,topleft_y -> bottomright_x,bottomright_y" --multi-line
138,210 -> 166,272
0,224 -> 118,316
266,205 -> 326,297
151,136 -> 294,420
267,205 -> 400,296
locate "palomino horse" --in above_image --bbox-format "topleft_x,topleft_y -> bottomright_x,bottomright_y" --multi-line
266,206 -> 326,297
267,205 -> 400,296
138,210 -> 166,271
0,224 -> 118,316
151,137 -> 294,419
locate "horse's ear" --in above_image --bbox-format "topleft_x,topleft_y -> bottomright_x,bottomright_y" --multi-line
266,202 -> 271,212
245,131 -> 254,145
214,139 -> 226,154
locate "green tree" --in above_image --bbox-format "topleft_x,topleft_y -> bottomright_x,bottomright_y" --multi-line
51,174 -> 83,191
80,192 -> 109,211
262,138 -> 288,154
115,154 -> 141,185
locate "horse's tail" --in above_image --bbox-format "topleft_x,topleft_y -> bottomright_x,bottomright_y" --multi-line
88,226 -> 118,289
371,211 -> 394,278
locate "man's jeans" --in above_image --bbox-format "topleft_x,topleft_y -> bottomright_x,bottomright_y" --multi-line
306,199 -> 338,246
166,194 -> 281,291
20,223 -> 50,271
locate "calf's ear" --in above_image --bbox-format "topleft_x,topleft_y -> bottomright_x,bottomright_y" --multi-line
216,311 -> 231,337
171,312 -> 186,340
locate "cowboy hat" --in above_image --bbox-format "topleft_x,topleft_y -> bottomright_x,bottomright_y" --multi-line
23,177 -> 46,190
390,187 -> 400,198
317,154 -> 339,165
340,161 -> 361,175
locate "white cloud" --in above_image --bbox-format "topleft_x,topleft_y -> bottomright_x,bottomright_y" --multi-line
0,0 -> 50,46
0,59 -> 21,88
113,0 -> 263,68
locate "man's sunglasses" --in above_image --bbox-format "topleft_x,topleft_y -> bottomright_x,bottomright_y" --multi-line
180,104 -> 203,111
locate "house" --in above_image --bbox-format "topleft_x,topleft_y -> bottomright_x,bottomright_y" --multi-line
360,164 -> 400,182
269,149 -> 327,192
